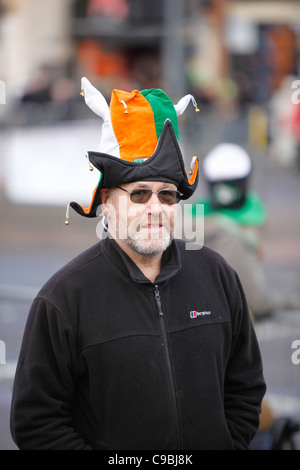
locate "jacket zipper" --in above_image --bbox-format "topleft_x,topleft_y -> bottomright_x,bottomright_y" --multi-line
153,284 -> 182,449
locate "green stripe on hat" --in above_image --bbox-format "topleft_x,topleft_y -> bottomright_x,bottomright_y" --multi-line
141,89 -> 179,140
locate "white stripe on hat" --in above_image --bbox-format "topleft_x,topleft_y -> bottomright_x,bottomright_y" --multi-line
81,77 -> 120,157
174,94 -> 199,115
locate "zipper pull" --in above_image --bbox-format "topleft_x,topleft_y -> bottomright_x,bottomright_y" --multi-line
154,284 -> 160,300
154,285 -> 163,316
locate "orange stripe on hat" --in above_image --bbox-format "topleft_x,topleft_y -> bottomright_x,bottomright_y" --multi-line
187,157 -> 198,186
110,89 -> 158,162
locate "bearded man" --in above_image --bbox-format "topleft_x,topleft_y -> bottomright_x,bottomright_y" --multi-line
10,78 -> 265,450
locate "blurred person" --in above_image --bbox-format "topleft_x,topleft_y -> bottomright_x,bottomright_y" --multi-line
291,99 -> 300,171
190,143 -> 298,318
19,67 -> 77,124
20,66 -> 52,105
269,76 -> 299,168
50,77 -> 77,121
10,78 -> 265,450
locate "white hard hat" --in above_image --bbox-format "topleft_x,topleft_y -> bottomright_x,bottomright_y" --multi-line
202,143 -> 252,182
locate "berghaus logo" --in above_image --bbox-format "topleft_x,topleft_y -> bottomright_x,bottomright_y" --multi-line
190,310 -> 211,319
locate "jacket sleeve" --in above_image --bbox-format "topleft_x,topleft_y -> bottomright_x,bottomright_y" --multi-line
224,273 -> 266,449
10,297 -> 92,450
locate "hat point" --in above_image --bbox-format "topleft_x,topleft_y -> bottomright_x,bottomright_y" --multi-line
81,76 -> 110,120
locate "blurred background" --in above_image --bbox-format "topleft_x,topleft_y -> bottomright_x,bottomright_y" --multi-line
0,0 -> 300,450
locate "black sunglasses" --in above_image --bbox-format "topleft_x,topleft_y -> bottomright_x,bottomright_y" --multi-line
116,186 -> 183,205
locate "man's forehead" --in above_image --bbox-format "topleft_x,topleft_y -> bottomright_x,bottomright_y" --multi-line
126,181 -> 177,190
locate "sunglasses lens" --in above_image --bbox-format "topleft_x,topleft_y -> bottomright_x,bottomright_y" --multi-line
131,189 -> 152,203
130,189 -> 181,205
158,190 -> 179,205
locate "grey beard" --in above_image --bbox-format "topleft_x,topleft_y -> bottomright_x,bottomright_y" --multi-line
122,233 -> 173,257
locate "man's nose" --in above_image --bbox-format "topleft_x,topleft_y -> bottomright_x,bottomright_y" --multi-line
145,193 -> 163,212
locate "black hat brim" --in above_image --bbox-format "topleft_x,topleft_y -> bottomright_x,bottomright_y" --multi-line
70,120 -> 198,218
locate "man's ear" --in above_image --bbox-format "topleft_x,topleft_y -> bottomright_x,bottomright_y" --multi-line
100,188 -> 111,217
100,188 -> 110,204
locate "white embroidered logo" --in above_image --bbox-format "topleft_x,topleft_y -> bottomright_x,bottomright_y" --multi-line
190,310 -> 211,319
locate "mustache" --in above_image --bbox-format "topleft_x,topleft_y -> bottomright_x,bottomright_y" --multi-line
138,214 -> 170,229
125,214 -> 173,241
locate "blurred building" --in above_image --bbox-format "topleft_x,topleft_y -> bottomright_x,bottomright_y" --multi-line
0,0 -> 299,106
0,0 -> 299,204
0,0 -> 73,100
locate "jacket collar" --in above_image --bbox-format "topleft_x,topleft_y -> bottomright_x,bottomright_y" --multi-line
102,237 -> 181,284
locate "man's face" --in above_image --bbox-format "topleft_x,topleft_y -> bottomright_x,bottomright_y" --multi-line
103,181 -> 179,257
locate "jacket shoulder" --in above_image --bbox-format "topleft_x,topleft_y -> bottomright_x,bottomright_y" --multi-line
175,239 -> 232,268
175,239 -> 240,293
37,241 -> 105,299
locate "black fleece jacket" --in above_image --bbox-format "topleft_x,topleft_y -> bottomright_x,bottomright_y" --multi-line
10,238 -> 266,450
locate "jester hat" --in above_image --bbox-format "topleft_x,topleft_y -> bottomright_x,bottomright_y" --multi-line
66,77 -> 199,222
